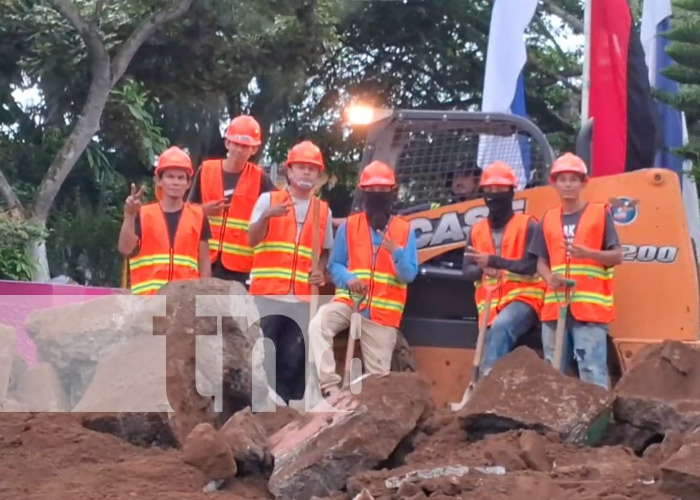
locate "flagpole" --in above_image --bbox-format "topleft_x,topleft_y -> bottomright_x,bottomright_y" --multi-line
581,0 -> 592,125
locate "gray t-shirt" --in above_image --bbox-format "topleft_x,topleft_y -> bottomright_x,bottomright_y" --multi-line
528,204 -> 620,264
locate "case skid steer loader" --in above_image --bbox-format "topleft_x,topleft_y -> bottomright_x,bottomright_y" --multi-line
339,108 -> 700,407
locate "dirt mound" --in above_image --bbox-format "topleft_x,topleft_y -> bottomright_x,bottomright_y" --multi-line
0,412 -> 271,500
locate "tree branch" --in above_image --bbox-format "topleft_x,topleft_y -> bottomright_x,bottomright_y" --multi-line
0,167 -> 23,213
111,0 -> 195,86
47,0 -> 108,63
541,0 -> 584,35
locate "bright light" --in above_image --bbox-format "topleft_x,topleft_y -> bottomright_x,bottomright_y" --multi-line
345,104 -> 375,126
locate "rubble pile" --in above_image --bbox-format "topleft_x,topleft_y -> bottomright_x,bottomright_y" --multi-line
3,280 -> 700,500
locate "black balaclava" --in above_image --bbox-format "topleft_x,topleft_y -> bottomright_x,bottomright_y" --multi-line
364,191 -> 395,231
484,189 -> 514,229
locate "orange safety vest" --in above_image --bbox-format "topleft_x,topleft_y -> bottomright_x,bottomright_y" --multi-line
200,159 -> 262,272
333,213 -> 411,328
540,202 -> 615,323
128,202 -> 203,295
471,214 -> 545,326
248,191 -> 329,299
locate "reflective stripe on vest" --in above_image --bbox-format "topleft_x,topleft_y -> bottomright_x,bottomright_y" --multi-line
128,202 -> 203,295
332,213 -> 410,328
540,202 -> 615,323
200,159 -> 261,272
248,190 -> 329,299
471,214 -> 545,326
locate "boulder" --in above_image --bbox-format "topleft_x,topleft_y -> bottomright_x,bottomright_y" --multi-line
154,278 -> 266,417
220,407 -> 272,476
74,335 -> 178,448
458,347 -> 614,444
16,362 -> 69,411
614,341 -> 700,435
0,324 -> 15,401
659,433 -> 700,500
75,279 -> 265,447
267,372 -> 432,500
183,423 -> 237,481
26,293 -> 161,406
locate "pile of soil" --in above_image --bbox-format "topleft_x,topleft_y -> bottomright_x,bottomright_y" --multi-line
0,413 -> 271,500
0,408 -> 675,500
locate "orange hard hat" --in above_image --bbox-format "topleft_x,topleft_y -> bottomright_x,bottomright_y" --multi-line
549,153 -> 588,182
154,146 -> 194,177
224,115 -> 262,146
480,161 -> 517,188
285,140 -> 325,171
359,160 -> 396,188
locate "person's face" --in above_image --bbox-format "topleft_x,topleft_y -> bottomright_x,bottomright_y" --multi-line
452,173 -> 477,196
553,172 -> 586,201
483,185 -> 510,194
157,169 -> 191,199
225,140 -> 257,164
288,162 -> 320,190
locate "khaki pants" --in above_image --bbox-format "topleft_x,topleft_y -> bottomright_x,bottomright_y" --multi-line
308,301 -> 398,391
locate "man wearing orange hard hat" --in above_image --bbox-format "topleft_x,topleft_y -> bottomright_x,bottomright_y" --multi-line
308,160 -> 418,399
528,153 -> 622,389
187,115 -> 276,287
118,146 -> 212,295
247,140 -> 334,405
463,161 -> 544,376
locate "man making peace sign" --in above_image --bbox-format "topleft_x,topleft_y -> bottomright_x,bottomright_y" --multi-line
118,147 -> 212,295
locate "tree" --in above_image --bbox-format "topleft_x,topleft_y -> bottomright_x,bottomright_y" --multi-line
0,0 -> 194,281
658,0 -> 700,173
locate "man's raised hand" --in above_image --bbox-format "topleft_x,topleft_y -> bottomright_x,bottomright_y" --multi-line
125,183 -> 145,217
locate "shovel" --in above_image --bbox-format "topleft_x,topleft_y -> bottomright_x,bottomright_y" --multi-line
552,276 -> 577,372
343,289 -> 367,388
450,271 -> 505,411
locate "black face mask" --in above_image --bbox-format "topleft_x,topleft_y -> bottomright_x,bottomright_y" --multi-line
363,191 -> 395,231
484,190 -> 514,229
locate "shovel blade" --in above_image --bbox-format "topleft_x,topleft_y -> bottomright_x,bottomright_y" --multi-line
449,382 -> 475,412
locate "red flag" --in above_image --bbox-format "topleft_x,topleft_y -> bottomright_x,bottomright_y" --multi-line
588,0 -> 656,176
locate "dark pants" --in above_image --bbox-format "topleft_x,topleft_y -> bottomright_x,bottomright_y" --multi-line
212,260 -> 249,289
255,297 -> 309,403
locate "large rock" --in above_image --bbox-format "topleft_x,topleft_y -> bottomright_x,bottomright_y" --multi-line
614,341 -> 700,435
457,347 -> 614,444
221,407 -> 272,476
26,293 -> 161,406
183,423 -> 237,481
16,362 -> 69,411
154,278 -> 265,417
75,279 -> 264,447
267,372 -> 432,500
659,431 -> 700,499
74,335 -> 178,448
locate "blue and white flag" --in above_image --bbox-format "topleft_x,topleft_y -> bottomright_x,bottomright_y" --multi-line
641,0 -> 700,259
477,0 -> 538,190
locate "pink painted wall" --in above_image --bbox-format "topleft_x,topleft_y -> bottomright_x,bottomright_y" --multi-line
0,280 -> 125,368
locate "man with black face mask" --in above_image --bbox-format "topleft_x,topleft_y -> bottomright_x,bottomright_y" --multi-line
308,160 -> 418,398
462,161 -> 544,376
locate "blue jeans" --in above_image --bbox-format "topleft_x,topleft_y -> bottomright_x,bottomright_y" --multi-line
480,301 -> 538,377
541,312 -> 610,390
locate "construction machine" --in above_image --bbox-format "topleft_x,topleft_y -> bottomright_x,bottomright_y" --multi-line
341,107 -> 700,407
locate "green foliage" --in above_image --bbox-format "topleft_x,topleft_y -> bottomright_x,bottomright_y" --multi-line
0,215 -> 47,280
0,0 -> 585,285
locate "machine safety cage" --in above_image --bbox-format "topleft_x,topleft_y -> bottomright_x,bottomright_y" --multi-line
351,110 -> 555,212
